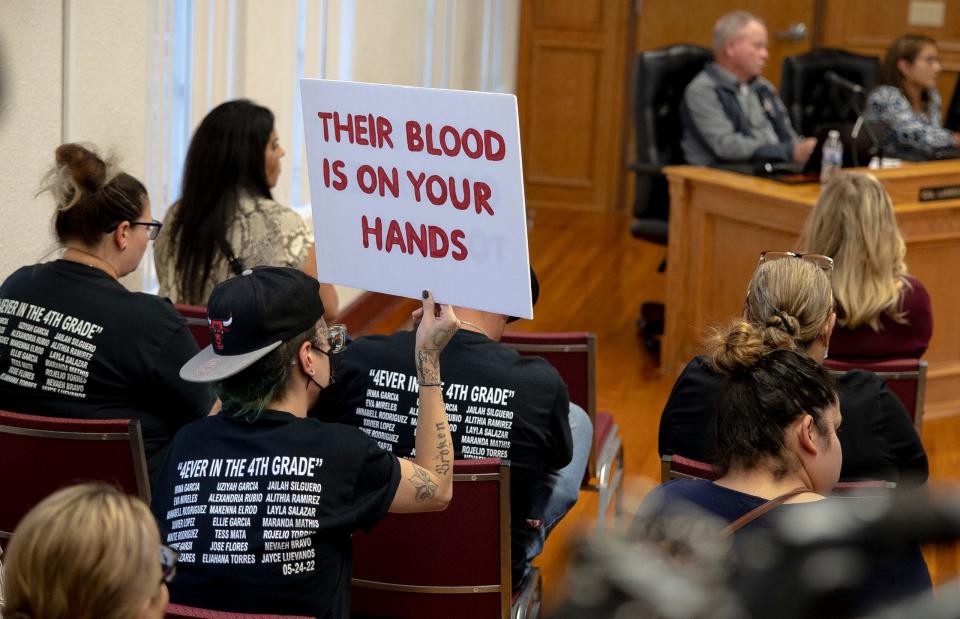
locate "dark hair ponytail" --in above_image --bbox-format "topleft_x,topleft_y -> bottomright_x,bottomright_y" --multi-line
167,99 -> 275,304
42,144 -> 147,246
706,320 -> 837,475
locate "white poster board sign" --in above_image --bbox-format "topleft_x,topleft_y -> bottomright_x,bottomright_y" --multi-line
300,79 -> 532,319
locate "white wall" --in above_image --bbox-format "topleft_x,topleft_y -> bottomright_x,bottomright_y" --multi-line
0,0 -> 150,288
0,1 -> 64,280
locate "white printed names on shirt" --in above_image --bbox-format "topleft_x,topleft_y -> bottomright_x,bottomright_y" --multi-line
0,298 -> 104,399
356,367 -> 515,459
164,456 -> 324,578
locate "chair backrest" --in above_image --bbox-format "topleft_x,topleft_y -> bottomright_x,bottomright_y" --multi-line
351,459 -> 511,619
660,455 -> 895,495
823,358 -> 927,432
499,331 -> 597,479
781,48 -> 881,137
632,44 -> 712,222
176,303 -> 211,349
660,454 -> 719,482
166,604 -> 311,619
634,44 -> 713,170
0,409 -> 150,550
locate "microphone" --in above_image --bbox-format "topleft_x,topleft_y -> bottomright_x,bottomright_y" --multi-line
825,71 -> 864,94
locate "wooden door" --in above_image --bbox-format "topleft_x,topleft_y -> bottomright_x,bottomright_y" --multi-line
516,0 -> 634,213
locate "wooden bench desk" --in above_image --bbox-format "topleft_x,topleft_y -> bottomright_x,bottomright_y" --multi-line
663,161 -> 960,420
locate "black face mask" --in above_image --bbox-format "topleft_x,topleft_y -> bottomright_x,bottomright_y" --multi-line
309,345 -> 339,392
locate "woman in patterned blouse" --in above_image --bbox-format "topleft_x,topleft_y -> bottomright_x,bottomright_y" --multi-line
154,99 -> 339,319
865,34 -> 960,160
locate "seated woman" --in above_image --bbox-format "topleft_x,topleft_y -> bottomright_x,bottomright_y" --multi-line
3,483 -> 171,619
647,339 -> 931,613
803,172 -> 932,360
0,144 -> 212,476
658,254 -> 927,486
154,99 -> 338,320
865,34 -> 960,160
151,268 -> 458,617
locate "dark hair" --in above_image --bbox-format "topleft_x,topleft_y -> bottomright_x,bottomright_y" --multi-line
43,144 -> 147,246
215,323 -> 318,419
168,99 -> 275,304
707,320 -> 837,476
881,34 -> 938,108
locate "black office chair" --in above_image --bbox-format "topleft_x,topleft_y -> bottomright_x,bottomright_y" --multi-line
629,44 -> 712,352
781,48 -> 880,138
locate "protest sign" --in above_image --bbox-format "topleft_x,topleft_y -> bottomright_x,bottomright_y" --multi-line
300,79 -> 532,319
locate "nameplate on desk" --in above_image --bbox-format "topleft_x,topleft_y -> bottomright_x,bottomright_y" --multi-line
919,185 -> 960,202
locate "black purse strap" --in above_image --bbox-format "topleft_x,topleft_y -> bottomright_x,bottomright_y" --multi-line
219,239 -> 245,276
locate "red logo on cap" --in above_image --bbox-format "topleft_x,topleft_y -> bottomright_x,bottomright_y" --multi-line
207,314 -> 233,351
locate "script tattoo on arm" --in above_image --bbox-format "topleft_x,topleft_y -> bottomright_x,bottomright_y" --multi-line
435,421 -> 451,476
409,463 -> 439,502
416,350 -> 441,385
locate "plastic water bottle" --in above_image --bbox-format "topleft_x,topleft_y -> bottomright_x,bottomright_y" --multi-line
820,130 -> 843,183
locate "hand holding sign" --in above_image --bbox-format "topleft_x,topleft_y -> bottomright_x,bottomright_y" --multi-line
300,79 -> 532,320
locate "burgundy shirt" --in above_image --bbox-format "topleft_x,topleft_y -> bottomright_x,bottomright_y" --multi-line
829,275 -> 933,360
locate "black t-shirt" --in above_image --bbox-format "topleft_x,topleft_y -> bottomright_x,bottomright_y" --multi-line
657,356 -> 929,486
0,260 -> 211,475
319,328 -> 574,586
151,408 -> 400,618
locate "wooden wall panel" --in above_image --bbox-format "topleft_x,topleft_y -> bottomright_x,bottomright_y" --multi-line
516,0 -> 633,212
525,45 -> 601,185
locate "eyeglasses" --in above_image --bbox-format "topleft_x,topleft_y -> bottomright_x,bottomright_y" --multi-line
313,324 -> 347,355
758,251 -> 834,274
130,219 -> 164,240
160,544 -> 178,584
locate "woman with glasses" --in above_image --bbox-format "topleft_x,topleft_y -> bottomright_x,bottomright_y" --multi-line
658,253 -> 928,486
865,34 -> 960,160
3,482 -> 171,619
151,267 -> 458,617
802,172 -> 932,360
153,99 -> 338,321
0,143 -> 213,477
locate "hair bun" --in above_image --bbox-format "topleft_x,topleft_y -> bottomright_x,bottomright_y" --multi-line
55,143 -> 106,192
706,319 -> 765,374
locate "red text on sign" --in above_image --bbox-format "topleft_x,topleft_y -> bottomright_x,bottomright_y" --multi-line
316,112 -> 394,149
361,215 -> 468,261
406,171 -> 493,215
405,122 -> 505,161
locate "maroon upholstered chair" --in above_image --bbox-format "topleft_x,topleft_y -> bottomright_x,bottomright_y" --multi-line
165,605 -> 311,619
823,358 -> 927,432
500,331 -> 624,530
175,303 -> 211,349
351,459 -> 541,619
0,409 -> 150,551
660,454 -> 895,496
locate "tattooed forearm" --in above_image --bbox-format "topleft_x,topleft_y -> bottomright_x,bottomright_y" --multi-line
416,350 -> 441,385
409,463 -> 439,502
435,422 -> 451,476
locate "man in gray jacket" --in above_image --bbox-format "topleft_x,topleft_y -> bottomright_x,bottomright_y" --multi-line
681,11 -> 816,167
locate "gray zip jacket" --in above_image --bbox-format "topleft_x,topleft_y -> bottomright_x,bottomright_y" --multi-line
681,63 -> 800,166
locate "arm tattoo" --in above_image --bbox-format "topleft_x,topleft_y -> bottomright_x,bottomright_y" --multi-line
409,463 -> 439,502
416,350 -> 441,385
435,422 -> 451,476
